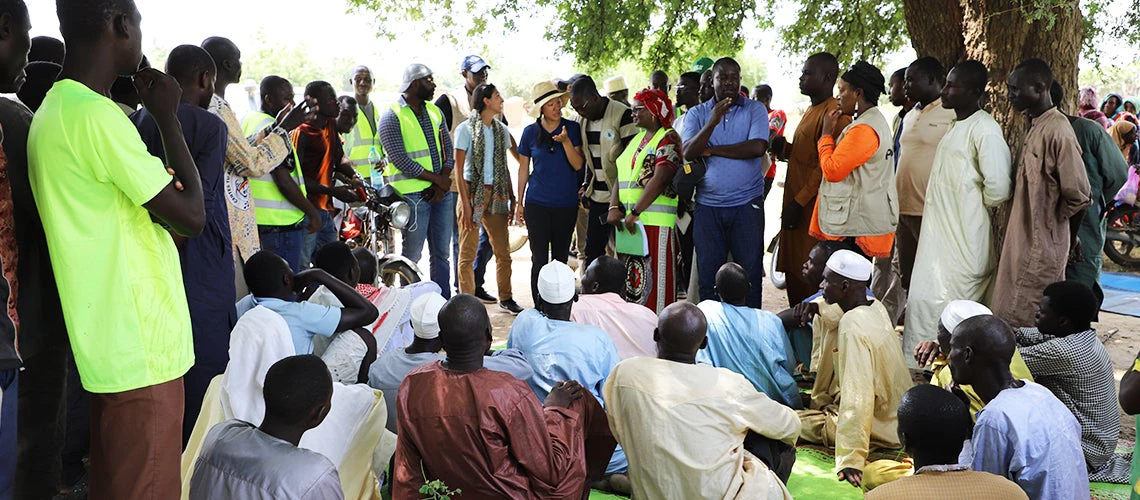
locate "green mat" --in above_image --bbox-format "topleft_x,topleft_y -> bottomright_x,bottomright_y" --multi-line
788,447 -> 863,499
588,489 -> 627,499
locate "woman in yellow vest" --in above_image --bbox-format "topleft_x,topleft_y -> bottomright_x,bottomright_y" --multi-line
606,88 -> 680,313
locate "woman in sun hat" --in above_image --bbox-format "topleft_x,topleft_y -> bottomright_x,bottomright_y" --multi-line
515,81 -> 586,301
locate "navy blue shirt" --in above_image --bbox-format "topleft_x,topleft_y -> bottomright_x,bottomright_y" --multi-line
518,118 -> 582,208
133,102 -> 237,358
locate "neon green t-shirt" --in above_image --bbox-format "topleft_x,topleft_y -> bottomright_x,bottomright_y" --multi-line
28,79 -> 193,393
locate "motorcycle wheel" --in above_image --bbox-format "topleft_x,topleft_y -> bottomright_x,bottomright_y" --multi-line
379,260 -> 422,287
1105,205 -> 1140,269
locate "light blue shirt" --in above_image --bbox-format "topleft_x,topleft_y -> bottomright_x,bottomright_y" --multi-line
235,295 -> 341,355
453,120 -> 510,185
507,309 -> 627,474
961,381 -> 1088,500
681,96 -> 770,207
695,301 -> 801,409
368,348 -> 533,433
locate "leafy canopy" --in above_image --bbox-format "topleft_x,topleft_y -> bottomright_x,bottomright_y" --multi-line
346,0 -> 1120,72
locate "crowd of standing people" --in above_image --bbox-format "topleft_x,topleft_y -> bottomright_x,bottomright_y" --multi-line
2,0 -> 1140,499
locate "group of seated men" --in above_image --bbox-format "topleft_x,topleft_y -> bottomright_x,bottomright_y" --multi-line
180,236 -> 1125,499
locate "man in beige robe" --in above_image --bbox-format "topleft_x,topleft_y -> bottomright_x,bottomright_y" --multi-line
990,59 -> 1091,327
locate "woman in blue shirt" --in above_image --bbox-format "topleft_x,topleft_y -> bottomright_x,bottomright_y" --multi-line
516,81 -> 585,301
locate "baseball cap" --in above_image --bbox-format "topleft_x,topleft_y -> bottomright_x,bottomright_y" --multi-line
461,55 -> 490,73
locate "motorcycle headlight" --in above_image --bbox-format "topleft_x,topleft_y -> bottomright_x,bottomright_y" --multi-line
389,201 -> 411,230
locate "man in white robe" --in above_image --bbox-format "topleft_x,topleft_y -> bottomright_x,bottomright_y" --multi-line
904,61 -> 1012,364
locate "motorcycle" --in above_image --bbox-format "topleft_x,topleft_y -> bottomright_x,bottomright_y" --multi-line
341,184 -> 425,286
1105,201 -> 1140,269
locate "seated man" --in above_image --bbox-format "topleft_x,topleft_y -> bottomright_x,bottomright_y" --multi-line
1015,281 -> 1127,483
913,300 -> 1034,419
777,240 -> 856,373
604,302 -> 801,499
393,295 -> 617,498
507,261 -> 628,485
951,315 -> 1088,499
237,250 -> 379,355
698,262 -> 800,409
864,385 -> 1027,499
570,256 -> 658,359
369,292 -> 532,433
796,250 -> 913,488
189,354 -> 345,500
309,241 -> 377,384
353,246 -> 446,355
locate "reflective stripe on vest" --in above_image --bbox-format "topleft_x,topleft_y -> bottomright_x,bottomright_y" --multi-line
382,101 -> 441,195
343,106 -> 383,179
616,127 -> 678,227
241,112 -> 308,226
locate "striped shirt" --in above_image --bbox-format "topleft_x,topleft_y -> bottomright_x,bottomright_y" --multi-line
377,96 -> 454,180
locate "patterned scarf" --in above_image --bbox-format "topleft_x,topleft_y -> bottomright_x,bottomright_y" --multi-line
634,88 -> 675,129
467,114 -> 514,226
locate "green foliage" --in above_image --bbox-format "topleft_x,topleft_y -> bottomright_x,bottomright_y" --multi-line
770,0 -> 908,68
418,479 -> 461,500
346,0 -> 758,74
1080,59 -> 1140,98
239,31 -> 355,92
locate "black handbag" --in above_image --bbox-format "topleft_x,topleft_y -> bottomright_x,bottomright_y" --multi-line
672,156 -> 706,205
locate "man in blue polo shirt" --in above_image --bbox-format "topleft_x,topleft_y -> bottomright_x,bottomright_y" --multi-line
681,57 -> 770,307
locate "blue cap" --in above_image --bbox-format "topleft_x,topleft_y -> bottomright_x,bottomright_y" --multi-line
461,55 -> 490,73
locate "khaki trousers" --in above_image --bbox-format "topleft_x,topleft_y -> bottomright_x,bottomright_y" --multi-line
458,211 -> 513,301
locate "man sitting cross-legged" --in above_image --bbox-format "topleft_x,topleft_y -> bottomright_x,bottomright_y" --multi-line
863,384 -> 1027,499
507,261 -> 628,489
308,241 -> 378,384
697,262 -> 800,409
795,250 -> 912,488
913,300 -> 1034,419
604,302 -> 802,499
236,250 -> 378,355
570,256 -> 659,359
393,294 -> 617,498
368,292 -> 531,433
951,314 -> 1088,499
189,354 -> 344,500
1014,281 -> 1128,483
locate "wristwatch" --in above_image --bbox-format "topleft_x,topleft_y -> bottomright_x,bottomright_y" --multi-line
630,208 -> 641,217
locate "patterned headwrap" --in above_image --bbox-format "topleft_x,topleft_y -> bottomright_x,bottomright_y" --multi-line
633,88 -> 675,129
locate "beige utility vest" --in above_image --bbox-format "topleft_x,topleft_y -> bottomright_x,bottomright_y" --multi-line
817,106 -> 899,237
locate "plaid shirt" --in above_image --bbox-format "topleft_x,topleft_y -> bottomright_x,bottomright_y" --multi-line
1016,328 -> 1126,481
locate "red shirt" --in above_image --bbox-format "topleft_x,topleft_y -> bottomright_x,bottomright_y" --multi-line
292,118 -> 344,211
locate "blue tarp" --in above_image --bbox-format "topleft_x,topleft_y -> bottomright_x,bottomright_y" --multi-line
1102,272 -> 1140,318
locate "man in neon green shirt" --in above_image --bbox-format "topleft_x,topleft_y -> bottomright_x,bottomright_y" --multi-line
28,0 -> 204,497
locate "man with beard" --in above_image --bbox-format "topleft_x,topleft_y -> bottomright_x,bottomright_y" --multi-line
378,64 -> 456,295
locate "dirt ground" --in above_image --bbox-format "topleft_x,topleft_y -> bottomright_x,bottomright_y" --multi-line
433,181 -> 1140,440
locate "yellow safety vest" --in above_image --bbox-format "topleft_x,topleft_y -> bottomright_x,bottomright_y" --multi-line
241,112 -> 307,226
382,101 -> 442,195
343,105 -> 384,180
616,127 -> 678,227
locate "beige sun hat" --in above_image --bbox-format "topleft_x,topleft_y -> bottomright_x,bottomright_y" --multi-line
604,75 -> 628,94
528,80 -> 567,118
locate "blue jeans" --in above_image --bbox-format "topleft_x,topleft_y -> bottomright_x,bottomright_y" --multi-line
403,191 -> 455,297
694,196 -> 765,307
259,226 -> 304,273
300,211 -> 338,269
473,228 -> 494,290
0,369 -> 17,499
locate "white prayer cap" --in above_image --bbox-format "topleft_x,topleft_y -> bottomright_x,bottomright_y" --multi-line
538,261 -> 576,304
939,300 -> 992,334
825,249 -> 872,282
411,292 -> 447,339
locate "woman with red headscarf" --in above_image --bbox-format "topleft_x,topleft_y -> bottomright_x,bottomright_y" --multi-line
607,88 -> 681,312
